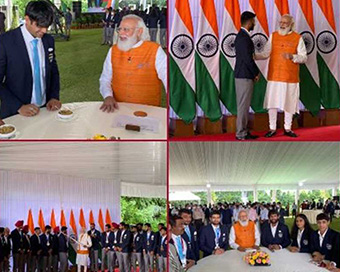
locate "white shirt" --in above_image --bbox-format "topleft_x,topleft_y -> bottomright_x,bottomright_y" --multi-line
211,224 -> 221,248
229,222 -> 260,250
20,24 -> 46,106
99,40 -> 167,99
318,229 -> 328,247
270,223 -> 278,238
172,233 -> 187,268
297,229 -> 304,248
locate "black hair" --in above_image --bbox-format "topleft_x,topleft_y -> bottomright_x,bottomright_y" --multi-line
178,209 -> 192,216
34,227 -> 40,231
291,214 -> 313,242
169,215 -> 183,228
210,210 -> 221,217
145,223 -> 151,228
158,223 -> 165,227
105,224 -> 112,229
45,225 -> 51,230
268,209 -> 279,217
241,11 -> 256,26
61,226 -> 67,231
316,213 -> 330,222
160,226 -> 167,232
25,1 -> 54,27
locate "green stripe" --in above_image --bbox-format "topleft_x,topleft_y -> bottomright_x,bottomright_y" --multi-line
169,55 -> 196,124
220,54 -> 237,115
317,53 -> 340,109
299,64 -> 321,116
251,72 -> 267,113
195,53 -> 222,122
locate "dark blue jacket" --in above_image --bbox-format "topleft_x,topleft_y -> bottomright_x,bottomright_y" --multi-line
199,224 -> 229,257
181,224 -> 199,261
102,13 -> 112,28
159,13 -> 166,29
234,28 -> 259,80
101,231 -> 115,251
40,233 -> 53,256
58,233 -> 68,253
221,208 -> 233,225
147,16 -> 159,28
291,229 -> 313,253
52,234 -> 59,255
132,232 -> 144,253
156,235 -> 167,257
0,27 -> 60,118
10,229 -> 23,254
143,231 -> 156,253
311,228 -> 340,267
260,222 -> 290,249
88,229 -> 101,250
117,229 -> 131,253
30,234 -> 42,256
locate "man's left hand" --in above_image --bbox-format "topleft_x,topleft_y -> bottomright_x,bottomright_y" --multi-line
0,119 -> 4,126
46,99 -> 62,111
252,245 -> 260,250
214,248 -> 225,255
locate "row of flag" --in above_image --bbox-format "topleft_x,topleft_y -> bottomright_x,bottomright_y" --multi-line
170,0 -> 340,123
25,208 -> 114,235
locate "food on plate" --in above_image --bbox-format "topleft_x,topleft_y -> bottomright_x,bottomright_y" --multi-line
133,111 -> 147,117
125,124 -> 140,132
0,125 -> 15,134
58,109 -> 73,115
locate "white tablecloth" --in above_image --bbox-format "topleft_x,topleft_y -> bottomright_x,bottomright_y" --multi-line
302,210 -> 323,224
3,102 -> 166,140
190,248 -> 328,272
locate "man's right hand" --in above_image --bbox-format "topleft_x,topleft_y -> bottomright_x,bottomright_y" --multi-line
0,119 -> 4,125
100,96 -> 119,113
237,247 -> 246,252
185,259 -> 195,270
18,104 -> 40,117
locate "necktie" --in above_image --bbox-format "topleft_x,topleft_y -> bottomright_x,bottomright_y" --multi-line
215,227 -> 220,247
185,226 -> 191,242
176,236 -> 185,262
31,39 -> 42,106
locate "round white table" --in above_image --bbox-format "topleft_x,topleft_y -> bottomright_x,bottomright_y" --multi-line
302,210 -> 323,224
190,248 -> 328,272
2,102 -> 166,140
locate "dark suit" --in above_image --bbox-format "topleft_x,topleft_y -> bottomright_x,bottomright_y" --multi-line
117,229 -> 131,272
143,231 -> 156,271
311,228 -> 340,268
182,225 -> 199,261
199,224 -> 229,257
11,229 -> 25,272
131,232 -> 144,272
30,234 -> 42,272
101,231 -> 115,272
51,234 -> 59,272
1,235 -> 11,272
234,28 -> 259,138
291,230 -> 312,253
88,229 -> 101,271
58,234 -> 68,272
260,222 -> 291,249
156,236 -> 167,272
0,26 -> 60,118
40,233 -> 53,272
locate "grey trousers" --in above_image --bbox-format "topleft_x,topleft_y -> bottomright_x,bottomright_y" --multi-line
30,256 -> 39,272
117,252 -> 130,272
102,26 -> 108,44
89,249 -> 98,271
52,255 -> 58,272
106,27 -> 114,45
101,249 -> 114,272
157,256 -> 166,272
143,253 -> 154,272
58,252 -> 68,272
160,29 -> 166,48
13,252 -> 25,272
41,255 -> 52,272
131,252 -> 143,272
149,28 -> 158,42
235,78 -> 254,138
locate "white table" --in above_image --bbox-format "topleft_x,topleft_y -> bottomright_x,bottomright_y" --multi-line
3,102 -> 166,140
302,210 -> 323,224
190,248 -> 328,272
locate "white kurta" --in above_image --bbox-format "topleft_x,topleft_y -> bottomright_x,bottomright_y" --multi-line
76,233 -> 92,266
256,32 -> 307,114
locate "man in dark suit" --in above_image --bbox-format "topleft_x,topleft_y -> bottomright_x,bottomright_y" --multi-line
58,226 -> 68,272
317,199 -> 324,210
199,211 -> 229,258
261,209 -> 291,250
1,227 -> 11,272
143,223 -> 156,272
51,227 -> 60,272
0,1 -> 61,119
234,11 -> 260,140
101,7 -> 112,45
131,224 -> 144,272
11,220 -> 25,272
0,227 -> 4,270
40,225 -> 53,272
88,223 -> 101,272
22,225 -> 31,272
311,213 -> 340,268
277,202 -> 286,224
101,224 -> 115,272
179,209 -> 199,262
30,227 -> 42,272
116,222 -> 131,272
156,226 -> 167,272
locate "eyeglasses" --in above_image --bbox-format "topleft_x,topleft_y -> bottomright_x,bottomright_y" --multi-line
116,27 -> 139,33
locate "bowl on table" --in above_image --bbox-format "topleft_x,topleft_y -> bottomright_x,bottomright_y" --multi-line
58,109 -> 74,119
0,124 -> 16,139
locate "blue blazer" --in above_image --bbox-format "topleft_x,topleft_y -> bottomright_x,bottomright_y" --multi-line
88,229 -> 101,250
199,224 -> 229,257
311,228 -> 340,267
260,222 -> 291,249
156,235 -> 167,257
132,232 -> 144,253
101,231 -> 115,251
30,234 -> 42,256
234,28 -> 259,80
58,233 -> 68,253
117,229 -> 132,253
10,229 -> 23,254
291,230 -> 312,253
40,233 -> 53,256
143,231 -> 156,253
0,27 -> 60,118
182,224 -> 199,261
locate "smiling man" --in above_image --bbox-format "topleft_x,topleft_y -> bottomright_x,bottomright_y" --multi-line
0,1 -> 61,119
99,14 -> 167,112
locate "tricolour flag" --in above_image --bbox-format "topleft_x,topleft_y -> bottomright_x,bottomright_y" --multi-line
69,210 -> 77,235
195,0 -> 221,122
89,210 -> 95,225
98,209 -> 104,231
169,0 -> 196,123
249,0 -> 269,113
27,209 -> 34,234
79,208 -> 86,228
60,209 -> 66,227
296,0 -> 321,115
105,209 -> 112,226
38,209 -> 45,232
315,0 -> 339,108
50,209 -> 57,229
219,0 -> 241,115
272,0 -> 290,31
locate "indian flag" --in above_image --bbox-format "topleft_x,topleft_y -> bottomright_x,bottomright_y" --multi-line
296,0 -> 321,116
195,0 -> 222,122
219,0 -> 241,115
272,0 -> 290,31
249,0 -> 269,113
169,0 -> 196,124
315,0 -> 340,109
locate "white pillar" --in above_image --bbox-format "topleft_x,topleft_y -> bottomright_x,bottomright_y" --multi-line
5,0 -> 12,30
241,191 -> 248,204
332,187 -> 338,197
295,189 -> 300,212
253,188 -> 258,202
271,190 -> 277,203
207,187 -> 212,205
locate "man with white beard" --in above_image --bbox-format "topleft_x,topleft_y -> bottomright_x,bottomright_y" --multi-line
255,14 -> 307,138
229,210 -> 260,252
99,14 -> 167,112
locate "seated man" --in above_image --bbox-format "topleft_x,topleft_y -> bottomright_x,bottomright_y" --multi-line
229,210 -> 260,251
99,14 -> 167,112
261,209 -> 290,251
199,211 -> 229,257
0,1 -> 61,119
311,213 -> 340,269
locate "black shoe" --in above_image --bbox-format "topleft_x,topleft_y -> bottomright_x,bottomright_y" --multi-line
284,130 -> 297,137
246,133 -> 259,139
265,130 -> 277,138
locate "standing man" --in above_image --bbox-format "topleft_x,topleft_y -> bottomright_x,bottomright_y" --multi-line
256,14 -> 307,138
11,220 -> 25,272
88,223 -> 101,272
0,1 -> 61,119
143,223 -> 156,272
51,227 -> 60,272
22,225 -> 31,272
58,226 -> 69,272
30,227 -> 42,272
101,224 -> 114,272
156,227 -> 167,272
102,8 -> 112,45
64,8 -> 72,40
0,11 -> 5,34
159,8 -> 166,48
2,227 -> 11,272
234,11 -> 260,141
116,222 -> 131,272
40,225 -> 53,272
131,225 -> 144,272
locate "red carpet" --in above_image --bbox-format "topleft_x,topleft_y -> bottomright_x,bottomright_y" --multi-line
171,125 -> 340,141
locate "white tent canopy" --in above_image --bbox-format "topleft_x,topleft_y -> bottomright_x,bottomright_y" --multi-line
0,142 -> 166,198
169,191 -> 200,202
170,142 -> 340,192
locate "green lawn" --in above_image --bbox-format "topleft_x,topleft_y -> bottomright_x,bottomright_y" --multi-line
54,28 -> 166,106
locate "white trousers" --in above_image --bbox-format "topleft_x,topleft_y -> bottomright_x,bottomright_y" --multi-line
268,108 -> 293,131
